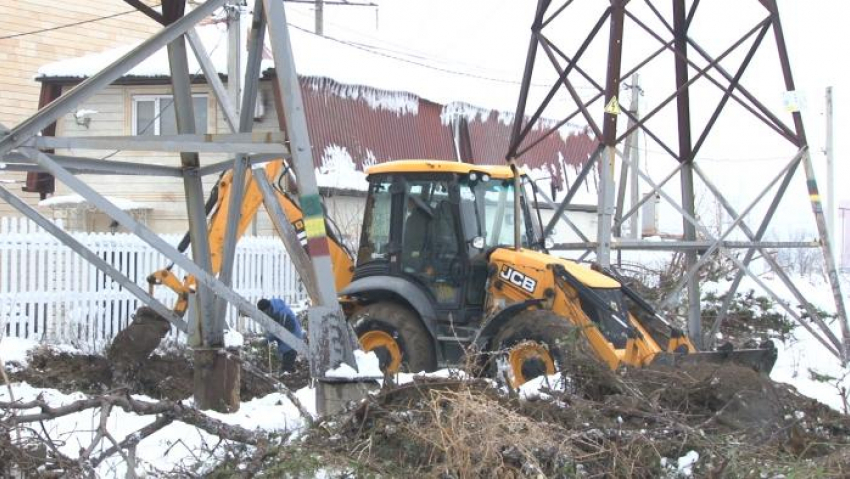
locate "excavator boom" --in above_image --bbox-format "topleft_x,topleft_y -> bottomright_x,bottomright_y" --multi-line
147,160 -> 355,315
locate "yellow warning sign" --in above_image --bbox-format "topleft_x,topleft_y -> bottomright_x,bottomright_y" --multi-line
604,96 -> 621,115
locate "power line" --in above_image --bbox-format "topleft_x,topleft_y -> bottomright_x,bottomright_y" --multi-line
0,4 -> 162,41
288,23 -> 599,90
286,7 -> 599,91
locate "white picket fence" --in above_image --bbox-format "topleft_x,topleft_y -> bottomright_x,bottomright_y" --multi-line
0,216 -> 307,351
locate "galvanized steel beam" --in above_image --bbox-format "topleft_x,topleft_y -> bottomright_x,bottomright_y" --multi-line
262,0 -> 359,383
187,29 -> 240,132
765,0 -> 850,361
197,154 -> 282,176
2,151 -> 183,177
693,161 -> 843,352
253,166 -> 322,302
32,133 -> 288,154
217,0 -> 269,323
164,8 -> 219,346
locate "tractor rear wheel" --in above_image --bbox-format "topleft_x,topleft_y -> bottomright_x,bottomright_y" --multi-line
350,302 -> 437,374
490,309 -> 577,388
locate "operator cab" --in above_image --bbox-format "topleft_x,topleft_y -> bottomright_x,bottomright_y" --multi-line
354,160 -> 544,340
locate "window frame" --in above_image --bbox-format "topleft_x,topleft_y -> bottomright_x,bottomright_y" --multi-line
131,94 -> 209,136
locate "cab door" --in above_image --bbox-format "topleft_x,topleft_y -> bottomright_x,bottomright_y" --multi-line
399,177 -> 464,308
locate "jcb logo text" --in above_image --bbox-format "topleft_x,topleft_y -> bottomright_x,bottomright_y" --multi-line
499,265 -> 537,293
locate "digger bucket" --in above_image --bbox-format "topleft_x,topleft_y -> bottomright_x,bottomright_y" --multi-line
650,343 -> 778,375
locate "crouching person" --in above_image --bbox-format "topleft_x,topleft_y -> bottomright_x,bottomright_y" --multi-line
257,297 -> 305,372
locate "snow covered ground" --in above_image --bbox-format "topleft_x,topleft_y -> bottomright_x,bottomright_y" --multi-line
0,338 -> 316,477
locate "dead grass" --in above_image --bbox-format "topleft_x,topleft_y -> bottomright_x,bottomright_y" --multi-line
400,387 -> 573,478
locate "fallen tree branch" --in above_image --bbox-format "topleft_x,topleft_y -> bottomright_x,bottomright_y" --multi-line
91,415 -> 174,467
1,392 -> 262,445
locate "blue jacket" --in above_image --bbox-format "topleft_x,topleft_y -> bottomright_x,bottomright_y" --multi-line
264,298 -> 305,355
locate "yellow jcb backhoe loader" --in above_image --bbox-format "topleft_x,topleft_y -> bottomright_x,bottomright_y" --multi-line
142,158 -> 776,387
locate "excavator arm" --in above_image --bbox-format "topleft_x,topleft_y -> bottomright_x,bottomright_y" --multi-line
147,160 -> 355,315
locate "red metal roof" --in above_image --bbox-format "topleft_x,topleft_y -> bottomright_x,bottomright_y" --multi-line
300,77 -> 598,191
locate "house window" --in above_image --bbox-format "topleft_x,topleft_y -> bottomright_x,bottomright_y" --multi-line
132,95 -> 208,135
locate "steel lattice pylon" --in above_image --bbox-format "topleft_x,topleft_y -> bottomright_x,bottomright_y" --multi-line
0,0 -> 358,412
508,0 -> 850,360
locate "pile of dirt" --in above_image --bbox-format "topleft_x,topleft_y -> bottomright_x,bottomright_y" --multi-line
7,344 -> 296,402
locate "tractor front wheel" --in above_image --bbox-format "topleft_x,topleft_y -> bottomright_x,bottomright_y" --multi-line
350,302 -> 437,374
491,310 -> 577,389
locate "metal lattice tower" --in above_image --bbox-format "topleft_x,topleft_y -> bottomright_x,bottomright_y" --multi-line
0,0 -> 358,411
508,0 -> 850,360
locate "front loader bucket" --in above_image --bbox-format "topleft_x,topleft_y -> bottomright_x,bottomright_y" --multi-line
651,344 -> 778,375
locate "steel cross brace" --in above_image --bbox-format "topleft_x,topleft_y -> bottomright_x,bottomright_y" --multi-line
187,28 -> 240,132
638,0 -> 798,144
693,162 -> 844,352
655,153 -> 800,309
534,188 -> 590,244
2,151 -> 183,177
31,133 -> 288,154
17,146 -> 307,355
618,147 -> 842,357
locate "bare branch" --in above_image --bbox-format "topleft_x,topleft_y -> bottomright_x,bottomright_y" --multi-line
1,392 -> 262,445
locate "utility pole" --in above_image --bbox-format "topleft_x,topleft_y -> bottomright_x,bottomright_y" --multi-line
226,1 -> 243,117
315,0 -> 324,35
629,80 -> 641,240
826,86 -> 835,246
614,74 -> 642,243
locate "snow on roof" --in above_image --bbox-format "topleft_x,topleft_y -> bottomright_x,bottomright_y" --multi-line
39,195 -> 152,211
36,22 -> 551,122
37,21 -> 242,81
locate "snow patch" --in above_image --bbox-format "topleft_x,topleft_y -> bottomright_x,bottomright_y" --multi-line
223,329 -> 244,348
37,23 -> 232,80
0,337 -> 82,369
325,350 -> 383,379
517,373 -> 570,401
316,144 -> 369,191
0,382 -> 313,477
660,450 -> 699,477
39,194 -> 152,211
73,109 -> 98,119
0,337 -> 40,367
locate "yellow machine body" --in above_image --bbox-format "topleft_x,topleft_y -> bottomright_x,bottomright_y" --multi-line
486,248 -> 695,370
